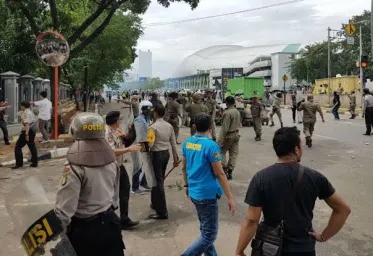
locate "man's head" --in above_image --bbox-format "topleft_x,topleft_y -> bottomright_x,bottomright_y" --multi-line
105,111 -> 121,129
363,88 -> 370,95
20,101 -> 30,111
194,113 -> 212,133
307,95 -> 314,102
40,91 -> 47,98
140,100 -> 153,116
206,89 -> 213,98
351,90 -> 355,94
225,96 -> 235,106
333,91 -> 338,96
276,92 -> 282,98
193,93 -> 202,103
153,104 -> 166,120
169,92 -> 178,100
273,127 -> 302,162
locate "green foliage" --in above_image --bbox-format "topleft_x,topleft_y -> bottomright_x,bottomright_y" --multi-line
144,77 -> 164,90
1,0 -> 201,89
290,10 -> 372,83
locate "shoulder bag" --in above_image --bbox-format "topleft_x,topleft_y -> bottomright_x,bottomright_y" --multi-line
251,165 -> 304,256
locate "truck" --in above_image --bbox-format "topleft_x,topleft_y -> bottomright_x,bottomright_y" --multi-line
224,77 -> 264,99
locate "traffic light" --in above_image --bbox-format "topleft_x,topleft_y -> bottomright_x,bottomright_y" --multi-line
361,56 -> 368,68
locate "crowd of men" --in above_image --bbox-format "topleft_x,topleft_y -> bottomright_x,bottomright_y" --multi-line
51,88 -> 354,256
3,87 -> 373,255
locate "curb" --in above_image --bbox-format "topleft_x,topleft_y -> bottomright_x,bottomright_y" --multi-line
0,147 -> 70,168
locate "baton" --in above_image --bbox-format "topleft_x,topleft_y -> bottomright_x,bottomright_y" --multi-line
165,160 -> 182,180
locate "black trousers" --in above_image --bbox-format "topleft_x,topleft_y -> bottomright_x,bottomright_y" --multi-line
0,120 -> 9,143
151,150 -> 170,215
119,165 -> 130,222
291,105 -> 297,121
365,107 -> 373,134
282,251 -> 315,256
67,210 -> 124,256
15,130 -> 38,167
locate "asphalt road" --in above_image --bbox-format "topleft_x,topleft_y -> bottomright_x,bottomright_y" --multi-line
0,102 -> 372,256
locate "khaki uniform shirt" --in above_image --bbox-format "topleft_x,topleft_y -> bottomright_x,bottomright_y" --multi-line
204,98 -> 217,115
151,118 -> 178,161
348,94 -> 356,105
185,103 -> 209,120
219,106 -> 241,142
235,96 -> 245,109
271,94 -> 282,109
21,108 -> 35,131
55,161 -> 120,227
105,125 -> 125,165
298,101 -> 321,123
166,100 -> 181,118
251,102 -> 264,118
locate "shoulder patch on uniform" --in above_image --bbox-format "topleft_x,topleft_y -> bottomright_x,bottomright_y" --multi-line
214,152 -> 220,159
63,167 -> 70,173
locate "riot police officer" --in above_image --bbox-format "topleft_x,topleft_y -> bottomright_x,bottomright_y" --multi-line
55,112 -> 139,256
165,92 -> 181,144
204,89 -> 217,140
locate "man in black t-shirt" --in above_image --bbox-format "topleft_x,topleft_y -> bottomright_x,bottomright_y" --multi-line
235,127 -> 351,256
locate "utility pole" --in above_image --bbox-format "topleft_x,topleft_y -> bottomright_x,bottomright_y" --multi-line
359,24 -> 364,90
327,27 -> 331,92
371,0 -> 373,58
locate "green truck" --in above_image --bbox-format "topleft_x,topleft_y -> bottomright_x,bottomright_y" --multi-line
224,77 -> 264,99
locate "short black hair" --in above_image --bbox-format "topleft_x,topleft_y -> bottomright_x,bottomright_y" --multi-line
20,101 -> 30,108
273,127 -> 301,157
154,104 -> 166,118
194,113 -> 211,132
40,91 -> 47,98
225,96 -> 235,105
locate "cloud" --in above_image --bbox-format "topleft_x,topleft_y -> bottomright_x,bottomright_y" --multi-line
133,0 -> 370,79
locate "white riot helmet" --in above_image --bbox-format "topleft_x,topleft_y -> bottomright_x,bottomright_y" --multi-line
140,100 -> 153,110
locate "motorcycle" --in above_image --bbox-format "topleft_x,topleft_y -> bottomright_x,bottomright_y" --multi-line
5,175 -> 76,256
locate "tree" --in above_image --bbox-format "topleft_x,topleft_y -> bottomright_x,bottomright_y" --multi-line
144,77 -> 164,90
290,10 -> 372,84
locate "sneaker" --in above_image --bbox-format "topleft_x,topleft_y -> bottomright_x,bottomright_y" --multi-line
140,185 -> 151,191
40,140 -> 49,144
131,189 -> 144,195
255,136 -> 261,141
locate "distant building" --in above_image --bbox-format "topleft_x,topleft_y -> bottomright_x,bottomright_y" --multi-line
139,50 -> 152,81
166,44 -> 305,91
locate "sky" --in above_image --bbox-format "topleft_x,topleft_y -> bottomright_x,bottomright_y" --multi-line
131,0 -> 371,79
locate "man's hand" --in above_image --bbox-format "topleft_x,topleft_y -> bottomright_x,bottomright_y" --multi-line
308,231 -> 326,242
228,198 -> 236,215
185,187 -> 189,198
127,144 -> 141,152
25,134 -> 29,142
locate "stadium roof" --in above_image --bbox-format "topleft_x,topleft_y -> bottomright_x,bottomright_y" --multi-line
173,44 -> 304,78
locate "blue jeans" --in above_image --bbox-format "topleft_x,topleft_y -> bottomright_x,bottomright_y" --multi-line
332,106 -> 340,119
131,152 -> 148,191
182,199 -> 219,256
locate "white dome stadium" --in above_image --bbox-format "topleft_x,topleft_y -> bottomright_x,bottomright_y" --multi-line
173,44 -> 304,78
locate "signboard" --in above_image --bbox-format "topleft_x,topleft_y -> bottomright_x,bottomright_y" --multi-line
344,23 -> 356,36
347,36 -> 355,45
35,31 -> 70,67
282,74 -> 288,82
139,77 -> 147,83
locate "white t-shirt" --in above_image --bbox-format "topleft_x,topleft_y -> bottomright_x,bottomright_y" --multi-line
35,98 -> 52,120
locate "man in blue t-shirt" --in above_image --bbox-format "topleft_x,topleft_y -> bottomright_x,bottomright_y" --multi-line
181,113 -> 236,256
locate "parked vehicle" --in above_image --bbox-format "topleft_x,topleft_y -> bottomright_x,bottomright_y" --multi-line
225,77 -> 264,99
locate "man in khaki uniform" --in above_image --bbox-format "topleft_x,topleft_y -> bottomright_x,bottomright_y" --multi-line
234,90 -> 245,126
347,91 -> 356,119
297,95 -> 325,148
105,111 -> 142,229
250,94 -> 265,141
55,112 -> 139,255
269,92 -> 283,128
165,91 -> 182,144
186,93 -> 209,136
204,89 -> 217,140
218,96 -> 241,180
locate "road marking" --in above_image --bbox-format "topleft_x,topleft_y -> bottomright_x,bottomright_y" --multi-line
314,134 -> 338,140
